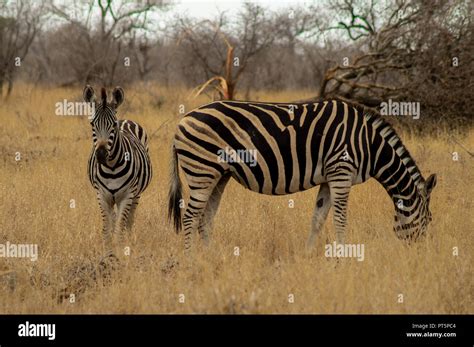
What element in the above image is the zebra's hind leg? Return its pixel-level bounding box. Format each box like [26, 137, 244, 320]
[97, 191, 115, 256]
[182, 182, 220, 253]
[306, 183, 331, 252]
[328, 177, 352, 245]
[197, 174, 231, 246]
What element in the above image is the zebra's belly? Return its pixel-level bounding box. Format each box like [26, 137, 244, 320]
[227, 163, 324, 196]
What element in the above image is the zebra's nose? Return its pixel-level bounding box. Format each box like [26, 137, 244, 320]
[96, 146, 108, 164]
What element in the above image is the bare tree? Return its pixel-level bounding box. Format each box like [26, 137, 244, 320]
[47, 0, 170, 86]
[176, 3, 275, 100]
[311, 0, 420, 111]
[0, 0, 44, 97]
[129, 34, 154, 81]
[313, 0, 473, 127]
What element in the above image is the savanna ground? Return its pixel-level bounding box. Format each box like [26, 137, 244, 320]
[0, 84, 472, 314]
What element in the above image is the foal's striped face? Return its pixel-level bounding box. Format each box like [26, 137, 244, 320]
[90, 103, 118, 163]
[83, 85, 124, 165]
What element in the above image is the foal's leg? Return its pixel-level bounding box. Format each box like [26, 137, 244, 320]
[125, 196, 139, 231]
[96, 190, 115, 256]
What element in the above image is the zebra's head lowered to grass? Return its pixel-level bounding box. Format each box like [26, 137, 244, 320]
[83, 85, 124, 165]
[367, 114, 438, 243]
[393, 173, 437, 241]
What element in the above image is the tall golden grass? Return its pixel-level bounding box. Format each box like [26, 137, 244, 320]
[0, 83, 472, 313]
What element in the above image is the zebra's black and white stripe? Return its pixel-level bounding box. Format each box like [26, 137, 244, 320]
[84, 85, 152, 255]
[168, 99, 437, 251]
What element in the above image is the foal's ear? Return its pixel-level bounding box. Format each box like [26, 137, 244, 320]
[112, 87, 124, 108]
[425, 173, 437, 197]
[83, 85, 96, 103]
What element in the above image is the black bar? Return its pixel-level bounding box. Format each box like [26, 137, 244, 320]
[0, 315, 472, 346]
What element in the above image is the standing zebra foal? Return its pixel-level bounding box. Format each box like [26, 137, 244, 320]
[84, 86, 152, 255]
[168, 99, 437, 252]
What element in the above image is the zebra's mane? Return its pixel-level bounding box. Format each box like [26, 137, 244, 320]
[364, 112, 425, 188]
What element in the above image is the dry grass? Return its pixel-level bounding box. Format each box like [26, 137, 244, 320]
[0, 83, 472, 314]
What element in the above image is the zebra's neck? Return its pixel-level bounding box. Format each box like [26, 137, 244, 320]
[370, 116, 423, 219]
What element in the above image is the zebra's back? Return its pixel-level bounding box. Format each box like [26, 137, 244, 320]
[175, 99, 373, 195]
[119, 119, 149, 151]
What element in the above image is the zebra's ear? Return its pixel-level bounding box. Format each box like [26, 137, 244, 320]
[83, 85, 95, 103]
[112, 87, 124, 108]
[425, 174, 437, 197]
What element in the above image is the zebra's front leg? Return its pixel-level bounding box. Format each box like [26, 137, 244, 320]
[97, 191, 115, 256]
[125, 197, 139, 232]
[114, 195, 134, 248]
[306, 183, 331, 252]
[328, 178, 352, 245]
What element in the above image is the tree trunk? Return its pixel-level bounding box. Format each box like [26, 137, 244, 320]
[6, 75, 13, 98]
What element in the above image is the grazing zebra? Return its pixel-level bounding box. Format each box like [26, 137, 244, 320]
[84, 85, 152, 255]
[168, 99, 437, 251]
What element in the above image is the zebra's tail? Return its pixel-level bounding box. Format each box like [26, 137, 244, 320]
[168, 144, 182, 234]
